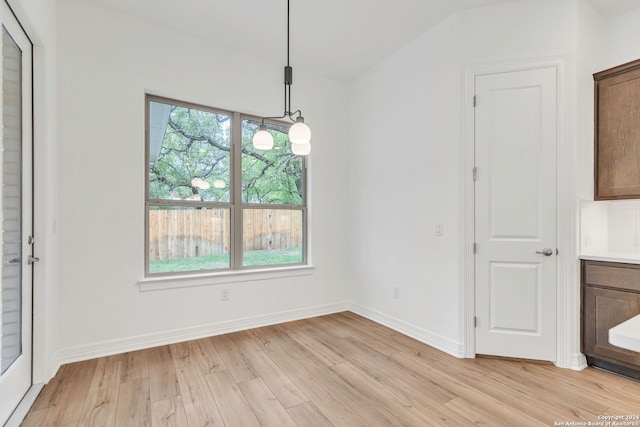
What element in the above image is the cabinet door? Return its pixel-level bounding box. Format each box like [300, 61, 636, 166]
[594, 59, 640, 200]
[584, 286, 640, 366]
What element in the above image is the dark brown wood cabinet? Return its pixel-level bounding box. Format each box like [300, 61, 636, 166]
[594, 58, 640, 200]
[582, 260, 640, 378]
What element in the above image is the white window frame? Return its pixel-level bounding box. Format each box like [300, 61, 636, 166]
[143, 94, 309, 283]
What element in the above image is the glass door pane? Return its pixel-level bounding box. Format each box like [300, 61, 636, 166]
[1, 26, 22, 374]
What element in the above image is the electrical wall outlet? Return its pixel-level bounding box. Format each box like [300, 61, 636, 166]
[393, 286, 400, 299]
[221, 288, 230, 301]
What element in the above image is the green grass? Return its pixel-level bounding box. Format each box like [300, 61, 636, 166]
[149, 248, 303, 274]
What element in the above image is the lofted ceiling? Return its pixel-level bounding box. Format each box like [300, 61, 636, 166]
[77, 0, 640, 81]
[590, 0, 640, 17]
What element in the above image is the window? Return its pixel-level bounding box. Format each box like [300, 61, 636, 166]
[146, 95, 307, 276]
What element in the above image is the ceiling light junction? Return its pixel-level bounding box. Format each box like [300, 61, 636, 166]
[252, 0, 311, 156]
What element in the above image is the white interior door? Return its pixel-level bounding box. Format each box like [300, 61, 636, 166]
[474, 66, 557, 361]
[0, 2, 33, 424]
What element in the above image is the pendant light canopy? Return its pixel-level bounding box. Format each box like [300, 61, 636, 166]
[252, 0, 311, 155]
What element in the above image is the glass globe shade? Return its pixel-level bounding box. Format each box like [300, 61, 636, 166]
[191, 177, 203, 187]
[291, 141, 311, 156]
[213, 180, 226, 189]
[288, 120, 311, 145]
[252, 127, 274, 150]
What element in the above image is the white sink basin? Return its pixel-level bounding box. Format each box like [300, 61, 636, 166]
[610, 314, 640, 352]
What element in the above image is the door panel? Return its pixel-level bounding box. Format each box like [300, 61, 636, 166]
[490, 262, 540, 333]
[0, 2, 33, 424]
[475, 66, 557, 361]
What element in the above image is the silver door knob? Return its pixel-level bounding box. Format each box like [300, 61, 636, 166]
[27, 255, 40, 265]
[536, 248, 553, 256]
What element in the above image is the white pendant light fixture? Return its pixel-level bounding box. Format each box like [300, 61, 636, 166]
[291, 141, 311, 156]
[251, 0, 311, 155]
[253, 124, 274, 150]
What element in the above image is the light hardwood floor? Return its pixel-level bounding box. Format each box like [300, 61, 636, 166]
[21, 312, 640, 426]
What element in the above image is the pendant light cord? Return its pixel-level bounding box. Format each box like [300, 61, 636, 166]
[260, 0, 302, 125]
[286, 0, 292, 116]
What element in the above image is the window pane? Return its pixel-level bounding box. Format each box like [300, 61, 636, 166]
[149, 100, 231, 202]
[243, 209, 303, 267]
[242, 119, 303, 205]
[148, 206, 230, 274]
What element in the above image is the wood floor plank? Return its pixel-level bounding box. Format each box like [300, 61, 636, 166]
[444, 396, 526, 427]
[204, 370, 261, 427]
[175, 364, 224, 427]
[466, 370, 590, 424]
[434, 359, 594, 425]
[24, 313, 640, 426]
[150, 397, 189, 427]
[304, 315, 353, 339]
[473, 357, 609, 418]
[169, 338, 226, 375]
[238, 378, 298, 427]
[316, 335, 398, 382]
[147, 345, 179, 403]
[246, 326, 310, 359]
[120, 349, 150, 384]
[191, 337, 227, 374]
[30, 364, 71, 412]
[275, 322, 346, 367]
[267, 351, 367, 426]
[331, 361, 438, 426]
[515, 361, 640, 411]
[20, 408, 48, 427]
[242, 347, 308, 408]
[35, 359, 97, 427]
[287, 401, 334, 427]
[297, 356, 403, 426]
[77, 358, 122, 427]
[115, 378, 151, 427]
[207, 334, 258, 383]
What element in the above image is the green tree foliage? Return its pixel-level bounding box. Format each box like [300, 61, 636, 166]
[148, 104, 303, 206]
[242, 119, 303, 205]
[149, 105, 231, 202]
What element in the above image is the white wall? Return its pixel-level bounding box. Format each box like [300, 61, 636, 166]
[348, 0, 579, 358]
[50, 0, 640, 378]
[55, 0, 351, 366]
[603, 7, 640, 69]
[576, 0, 606, 202]
[348, 13, 464, 354]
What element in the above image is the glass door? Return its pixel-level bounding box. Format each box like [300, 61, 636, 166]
[0, 1, 33, 424]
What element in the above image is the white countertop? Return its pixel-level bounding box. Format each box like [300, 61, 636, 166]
[610, 314, 640, 353]
[580, 253, 640, 265]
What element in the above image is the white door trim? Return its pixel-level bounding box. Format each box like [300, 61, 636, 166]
[461, 56, 584, 369]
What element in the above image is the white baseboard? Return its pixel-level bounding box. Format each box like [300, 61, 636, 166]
[570, 352, 588, 371]
[52, 301, 350, 373]
[349, 303, 465, 358]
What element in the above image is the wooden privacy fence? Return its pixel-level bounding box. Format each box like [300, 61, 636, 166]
[149, 208, 302, 260]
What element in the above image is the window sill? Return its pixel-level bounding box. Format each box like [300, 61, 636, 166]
[138, 265, 315, 292]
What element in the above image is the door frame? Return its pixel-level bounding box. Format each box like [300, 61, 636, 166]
[2, 0, 51, 423]
[461, 56, 583, 369]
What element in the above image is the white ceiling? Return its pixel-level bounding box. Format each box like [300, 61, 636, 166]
[77, 0, 640, 81]
[590, 0, 640, 17]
